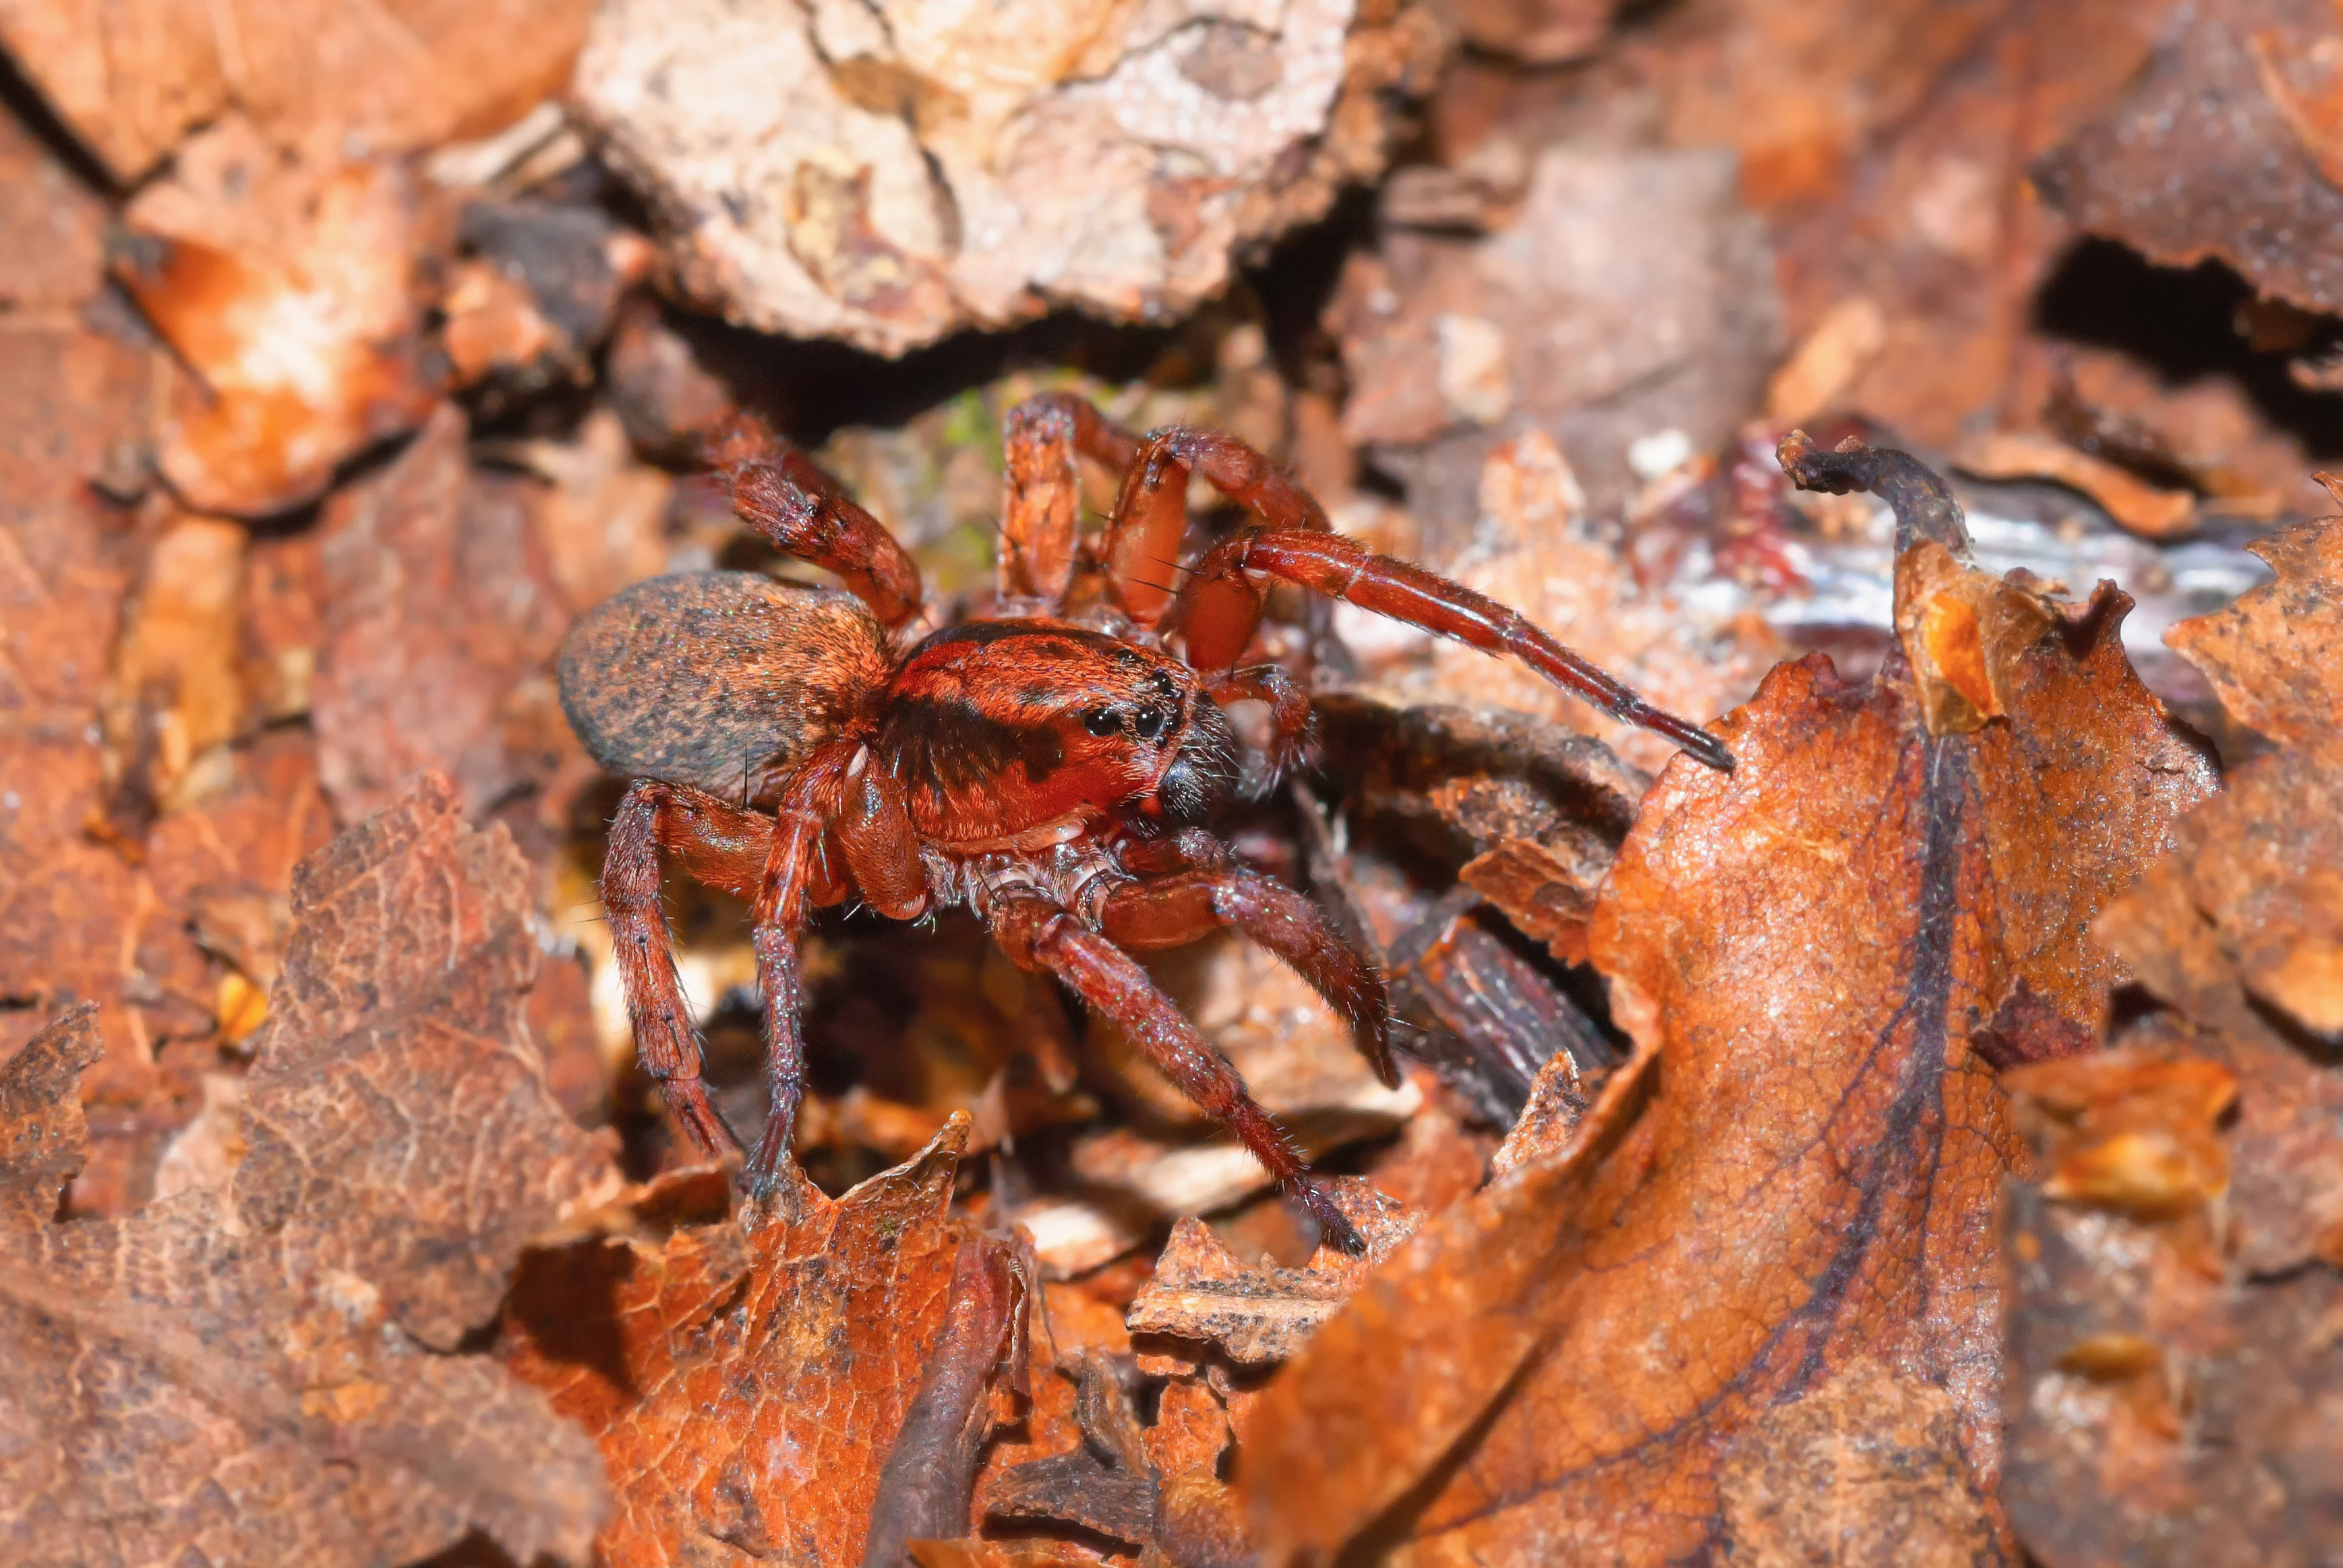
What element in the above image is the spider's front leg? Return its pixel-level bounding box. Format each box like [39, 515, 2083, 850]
[1097, 862, 1394, 1087]
[1175, 525, 1737, 772]
[984, 886, 1367, 1251]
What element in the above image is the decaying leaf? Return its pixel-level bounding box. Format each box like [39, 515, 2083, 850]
[2002, 1039, 2343, 1567]
[2163, 514, 2343, 753]
[1951, 430, 2197, 541]
[0, 0, 595, 182]
[1241, 440, 2216, 1563]
[311, 403, 574, 821]
[575, 0, 1440, 353]
[0, 98, 105, 308]
[2034, 0, 2343, 317]
[114, 117, 438, 517]
[0, 773, 616, 1567]
[507, 1116, 1000, 1565]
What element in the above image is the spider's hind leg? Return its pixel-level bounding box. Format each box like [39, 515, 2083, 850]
[603, 779, 747, 1164]
[984, 886, 1367, 1252]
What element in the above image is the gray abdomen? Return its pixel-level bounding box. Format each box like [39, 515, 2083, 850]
[556, 572, 889, 800]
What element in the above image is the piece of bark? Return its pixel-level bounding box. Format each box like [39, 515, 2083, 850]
[573, 0, 1441, 353]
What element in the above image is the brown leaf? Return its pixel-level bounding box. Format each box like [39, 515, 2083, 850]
[0, 774, 616, 1565]
[1951, 430, 2197, 541]
[0, 100, 106, 308]
[1334, 158, 1783, 524]
[0, 0, 594, 182]
[1241, 443, 2216, 1563]
[2164, 515, 2343, 752]
[507, 1116, 998, 1566]
[115, 118, 438, 517]
[312, 402, 574, 822]
[0, 314, 158, 1095]
[2034, 0, 2343, 317]
[1715, 1359, 1997, 1568]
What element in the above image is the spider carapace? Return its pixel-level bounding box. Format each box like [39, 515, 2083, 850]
[557, 393, 1732, 1248]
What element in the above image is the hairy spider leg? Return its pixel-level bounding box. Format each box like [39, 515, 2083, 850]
[984, 887, 1367, 1252]
[743, 742, 931, 1195]
[603, 779, 783, 1163]
[1201, 663, 1313, 790]
[715, 417, 927, 630]
[1099, 866, 1395, 1087]
[1000, 392, 1143, 603]
[1101, 425, 1330, 626]
[1174, 526, 1738, 773]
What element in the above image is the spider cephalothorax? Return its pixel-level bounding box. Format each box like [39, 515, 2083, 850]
[556, 393, 1731, 1247]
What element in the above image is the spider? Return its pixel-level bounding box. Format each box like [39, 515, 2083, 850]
[556, 392, 1731, 1247]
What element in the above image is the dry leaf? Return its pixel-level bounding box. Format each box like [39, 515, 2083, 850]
[0, 97, 106, 308]
[1334, 150, 1783, 524]
[312, 403, 574, 821]
[0, 0, 594, 182]
[0, 771, 616, 1567]
[506, 1116, 997, 1565]
[115, 118, 438, 517]
[1241, 441, 2216, 1564]
[2035, 0, 2343, 317]
[1125, 1182, 1415, 1365]
[2163, 514, 2343, 752]
[1951, 430, 2197, 541]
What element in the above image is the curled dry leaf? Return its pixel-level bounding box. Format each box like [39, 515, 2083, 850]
[0, 0, 595, 182]
[0, 773, 616, 1567]
[1951, 430, 2197, 541]
[575, 0, 1440, 353]
[505, 1116, 1001, 1566]
[115, 117, 438, 517]
[1241, 440, 2216, 1564]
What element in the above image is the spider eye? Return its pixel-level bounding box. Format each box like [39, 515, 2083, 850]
[1131, 705, 1174, 743]
[1083, 707, 1122, 737]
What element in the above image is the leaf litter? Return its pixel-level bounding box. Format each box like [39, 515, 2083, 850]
[5, 3, 2343, 1565]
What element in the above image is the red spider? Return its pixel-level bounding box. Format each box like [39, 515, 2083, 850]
[556, 393, 1731, 1246]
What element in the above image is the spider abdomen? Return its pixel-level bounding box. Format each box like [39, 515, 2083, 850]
[556, 571, 888, 802]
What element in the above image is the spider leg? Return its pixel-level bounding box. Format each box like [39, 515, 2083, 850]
[1097, 864, 1394, 1088]
[603, 779, 771, 1162]
[1101, 427, 1329, 626]
[744, 742, 930, 1195]
[1201, 663, 1313, 791]
[711, 415, 926, 630]
[984, 886, 1365, 1251]
[1174, 525, 1736, 772]
[1001, 392, 1142, 604]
